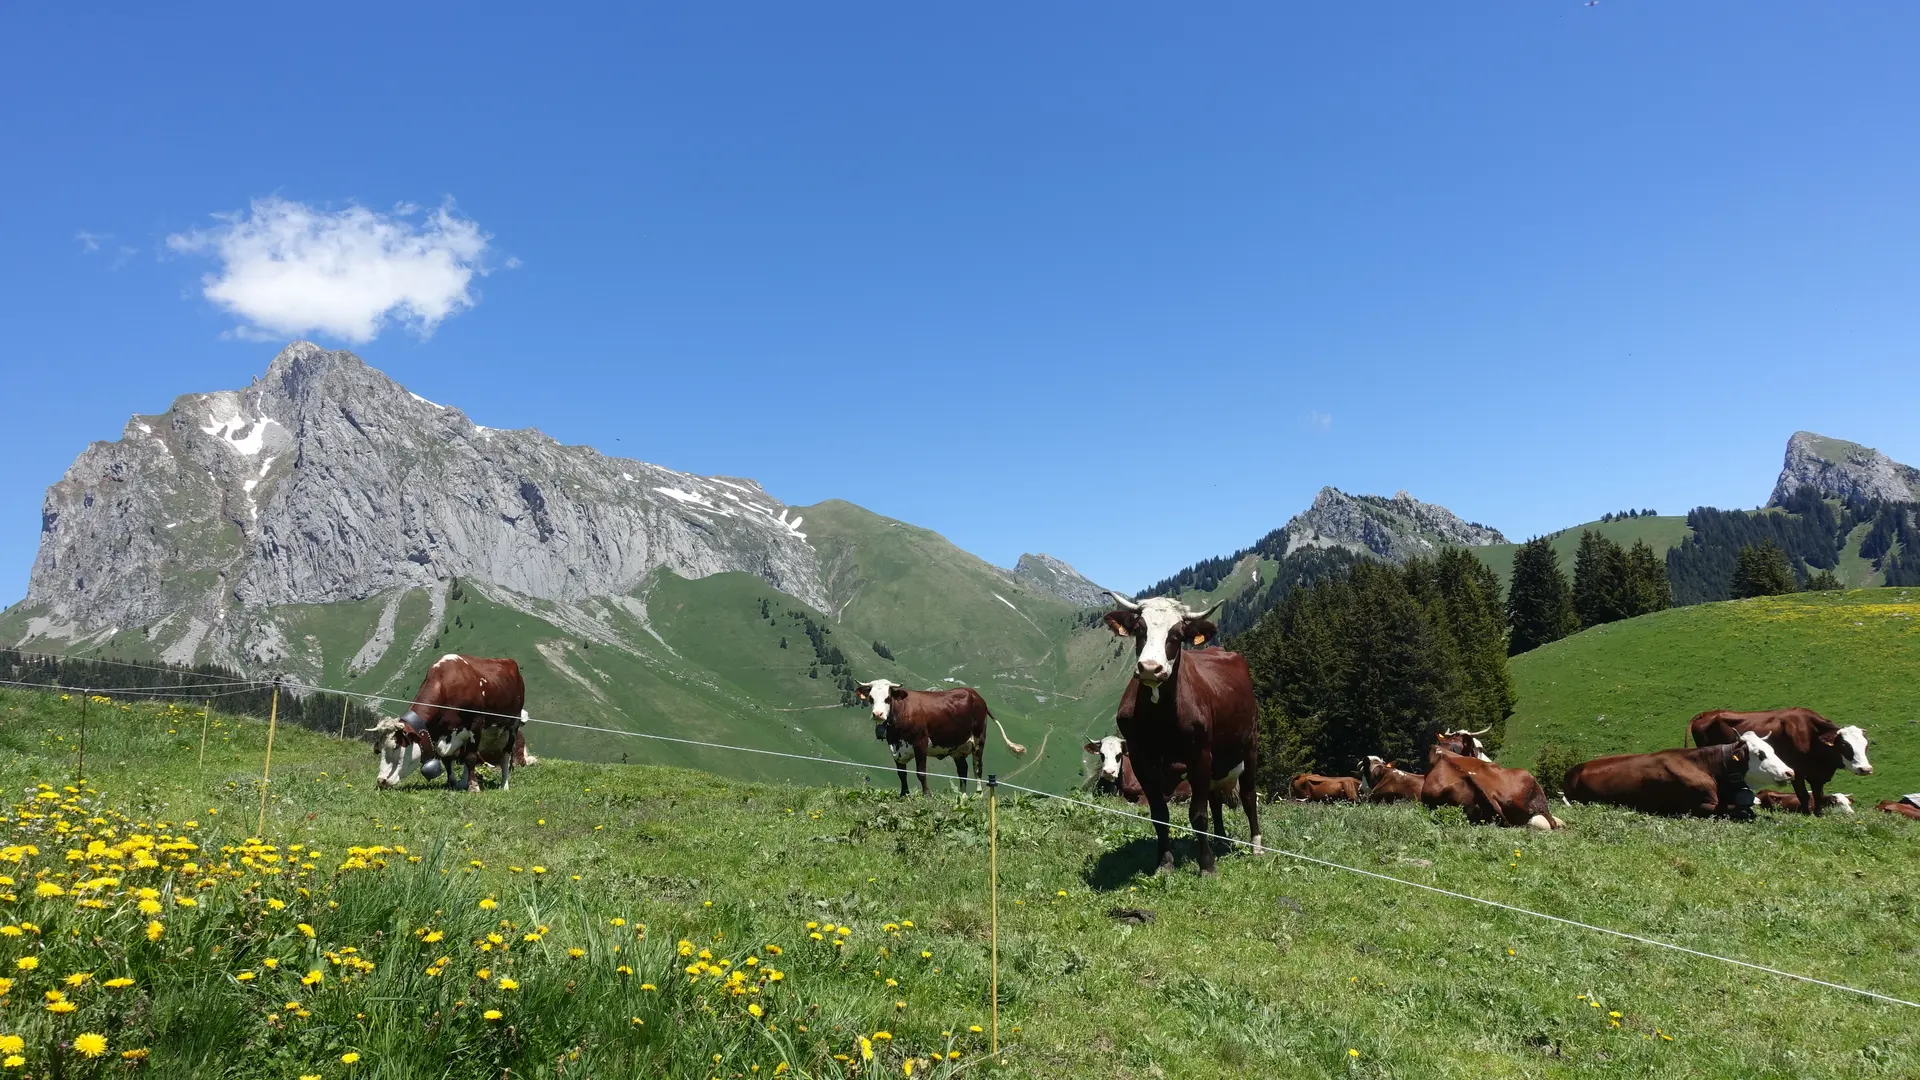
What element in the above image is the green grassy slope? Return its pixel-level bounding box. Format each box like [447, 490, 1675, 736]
[2, 688, 1914, 1078]
[1473, 516, 1694, 589]
[1505, 588, 1920, 801]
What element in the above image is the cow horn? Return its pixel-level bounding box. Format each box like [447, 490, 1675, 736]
[1182, 600, 1224, 621]
[1107, 591, 1142, 611]
[1461, 726, 1492, 737]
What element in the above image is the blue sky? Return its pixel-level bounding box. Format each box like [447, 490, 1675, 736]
[4, 2, 1918, 603]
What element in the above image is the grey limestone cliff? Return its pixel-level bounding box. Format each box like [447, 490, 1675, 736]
[1770, 431, 1918, 506]
[1012, 553, 1109, 608]
[1284, 486, 1507, 562]
[18, 343, 827, 664]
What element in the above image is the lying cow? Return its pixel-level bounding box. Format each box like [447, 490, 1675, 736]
[1358, 756, 1423, 804]
[858, 679, 1026, 796]
[1756, 789, 1854, 814]
[1876, 796, 1920, 821]
[1562, 733, 1793, 818]
[1106, 592, 1262, 874]
[1687, 708, 1872, 816]
[1290, 774, 1360, 803]
[372, 654, 531, 792]
[1081, 735, 1191, 805]
[1432, 728, 1494, 761]
[1422, 747, 1563, 830]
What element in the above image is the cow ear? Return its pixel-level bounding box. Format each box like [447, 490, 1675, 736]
[1818, 731, 1839, 747]
[1185, 618, 1219, 647]
[891, 686, 909, 700]
[1084, 741, 1101, 753]
[1104, 610, 1139, 637]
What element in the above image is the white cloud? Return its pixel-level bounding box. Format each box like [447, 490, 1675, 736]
[1305, 410, 1333, 433]
[75, 230, 108, 252]
[166, 197, 493, 343]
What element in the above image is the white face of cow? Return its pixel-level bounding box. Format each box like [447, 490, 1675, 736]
[1739, 731, 1796, 787]
[369, 717, 463, 789]
[1834, 726, 1873, 775]
[858, 679, 901, 723]
[1105, 594, 1220, 688]
[1824, 792, 1855, 814]
[1083, 736, 1124, 783]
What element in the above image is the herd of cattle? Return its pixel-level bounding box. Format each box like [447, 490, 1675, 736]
[369, 594, 1920, 873]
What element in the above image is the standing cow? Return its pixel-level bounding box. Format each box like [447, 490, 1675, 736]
[371, 654, 530, 792]
[1105, 592, 1260, 875]
[857, 680, 1026, 796]
[1082, 735, 1192, 804]
[1687, 708, 1872, 816]
[1562, 733, 1795, 818]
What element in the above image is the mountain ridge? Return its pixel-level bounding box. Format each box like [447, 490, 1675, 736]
[1770, 430, 1918, 506]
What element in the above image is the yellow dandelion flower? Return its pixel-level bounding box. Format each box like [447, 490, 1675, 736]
[3, 1055, 24, 1070]
[483, 1009, 503, 1021]
[72, 1033, 107, 1058]
[860, 1038, 874, 1062]
[301, 970, 324, 986]
[641, 983, 658, 992]
[0, 1038, 19, 1055]
[340, 1051, 361, 1064]
[496, 977, 519, 991]
[478, 898, 497, 911]
[749, 1003, 764, 1018]
[34, 882, 64, 898]
[262, 958, 279, 969]
[873, 1032, 892, 1041]
[103, 977, 132, 988]
[235, 972, 256, 982]
[14, 958, 38, 972]
[425, 930, 444, 943]
[137, 898, 162, 915]
[969, 1025, 983, 1033]
[63, 973, 91, 988]
[609, 918, 626, 927]
[46, 1001, 77, 1014]
[297, 923, 315, 938]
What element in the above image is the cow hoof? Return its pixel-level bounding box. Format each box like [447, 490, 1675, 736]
[1200, 866, 1219, 878]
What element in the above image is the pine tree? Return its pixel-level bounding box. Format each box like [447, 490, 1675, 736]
[1572, 530, 1632, 628]
[1731, 539, 1795, 598]
[1507, 538, 1578, 654]
[1804, 569, 1842, 591]
[1623, 539, 1672, 615]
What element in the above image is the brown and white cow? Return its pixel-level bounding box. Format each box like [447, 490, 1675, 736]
[1562, 733, 1794, 818]
[1358, 756, 1423, 804]
[1688, 709, 1872, 817]
[1081, 735, 1192, 805]
[1756, 789, 1854, 814]
[1290, 774, 1360, 803]
[371, 654, 530, 792]
[857, 680, 1025, 796]
[1876, 796, 1920, 821]
[1422, 747, 1564, 830]
[1432, 728, 1494, 762]
[1105, 593, 1260, 875]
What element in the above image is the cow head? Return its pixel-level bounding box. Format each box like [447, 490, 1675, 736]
[1433, 729, 1493, 762]
[1083, 736, 1125, 789]
[1103, 593, 1222, 689]
[855, 679, 908, 741]
[1819, 725, 1873, 775]
[1736, 731, 1795, 787]
[1824, 792, 1855, 814]
[1359, 755, 1396, 785]
[368, 715, 465, 789]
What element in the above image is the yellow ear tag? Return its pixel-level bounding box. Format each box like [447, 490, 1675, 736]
[1191, 634, 1207, 646]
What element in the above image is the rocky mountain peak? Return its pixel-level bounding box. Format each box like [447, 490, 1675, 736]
[1285, 486, 1507, 563]
[1012, 553, 1109, 608]
[1770, 431, 1918, 506]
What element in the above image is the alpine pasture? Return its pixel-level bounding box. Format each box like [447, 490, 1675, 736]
[1, 671, 1915, 1079]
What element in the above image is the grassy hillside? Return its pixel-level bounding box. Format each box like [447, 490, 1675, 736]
[2, 687, 1915, 1078]
[1472, 516, 1693, 590]
[1505, 588, 1920, 801]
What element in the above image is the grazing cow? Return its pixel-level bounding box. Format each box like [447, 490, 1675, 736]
[1105, 593, 1260, 875]
[1358, 756, 1423, 804]
[1562, 733, 1795, 818]
[372, 654, 530, 792]
[857, 679, 1026, 796]
[1876, 796, 1920, 821]
[1756, 790, 1854, 814]
[1081, 736, 1192, 805]
[1290, 774, 1361, 803]
[1432, 728, 1494, 762]
[1422, 747, 1564, 830]
[1688, 708, 1873, 816]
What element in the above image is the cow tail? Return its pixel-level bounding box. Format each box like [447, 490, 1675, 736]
[984, 707, 1027, 755]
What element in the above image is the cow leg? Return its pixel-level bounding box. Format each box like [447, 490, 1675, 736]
[954, 752, 969, 793]
[1793, 775, 1814, 816]
[972, 746, 985, 796]
[500, 755, 511, 792]
[1239, 765, 1262, 854]
[915, 744, 931, 796]
[1189, 752, 1217, 875]
[894, 758, 911, 798]
[444, 759, 461, 791]
[1808, 777, 1825, 817]
[1210, 792, 1226, 841]
[1143, 783, 1175, 875]
[465, 761, 481, 793]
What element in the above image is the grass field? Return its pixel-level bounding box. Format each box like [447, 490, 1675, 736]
[2, 685, 1915, 1078]
[1505, 588, 1920, 802]
[1471, 516, 1695, 592]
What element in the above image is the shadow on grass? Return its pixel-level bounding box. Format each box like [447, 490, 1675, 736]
[1084, 834, 1239, 891]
